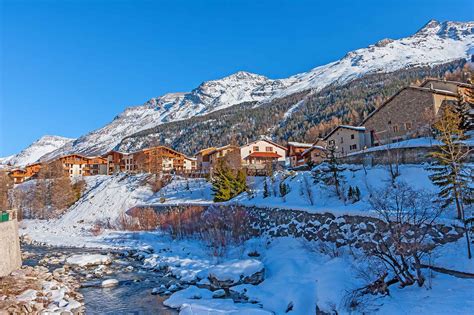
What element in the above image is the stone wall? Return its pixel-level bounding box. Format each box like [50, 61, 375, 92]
[0, 219, 22, 277]
[144, 205, 465, 249]
[340, 146, 474, 166]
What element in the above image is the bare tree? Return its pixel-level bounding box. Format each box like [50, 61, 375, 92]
[362, 182, 443, 292]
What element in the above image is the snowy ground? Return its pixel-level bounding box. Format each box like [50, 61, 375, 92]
[18, 164, 474, 314]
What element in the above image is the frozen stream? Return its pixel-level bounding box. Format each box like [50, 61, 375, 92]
[22, 244, 177, 314]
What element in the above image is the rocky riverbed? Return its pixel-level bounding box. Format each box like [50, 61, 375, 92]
[1, 243, 178, 314]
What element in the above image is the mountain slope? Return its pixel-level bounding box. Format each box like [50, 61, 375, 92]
[116, 59, 467, 155]
[40, 20, 474, 159]
[1, 135, 75, 167]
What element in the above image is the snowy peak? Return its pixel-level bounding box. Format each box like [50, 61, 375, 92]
[1, 135, 75, 167]
[415, 20, 473, 39]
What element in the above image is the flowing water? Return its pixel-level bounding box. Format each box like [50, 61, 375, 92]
[22, 244, 177, 315]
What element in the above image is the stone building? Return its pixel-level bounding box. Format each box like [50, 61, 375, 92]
[362, 79, 472, 146]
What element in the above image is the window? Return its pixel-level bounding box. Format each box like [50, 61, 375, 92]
[340, 137, 344, 144]
[253, 146, 259, 151]
[405, 122, 412, 130]
[392, 125, 399, 133]
[351, 134, 355, 140]
[350, 144, 357, 150]
[266, 147, 273, 152]
[329, 140, 335, 146]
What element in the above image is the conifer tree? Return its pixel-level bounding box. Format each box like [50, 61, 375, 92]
[428, 107, 472, 258]
[454, 89, 473, 132]
[211, 160, 247, 202]
[263, 179, 270, 198]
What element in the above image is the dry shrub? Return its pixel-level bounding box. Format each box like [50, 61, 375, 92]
[127, 207, 160, 230]
[156, 206, 205, 238]
[155, 205, 252, 256]
[115, 212, 140, 231]
[148, 174, 172, 193]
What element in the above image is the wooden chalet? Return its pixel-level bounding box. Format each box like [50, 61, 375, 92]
[134, 146, 185, 174]
[8, 169, 28, 184]
[195, 147, 216, 174]
[287, 142, 313, 168]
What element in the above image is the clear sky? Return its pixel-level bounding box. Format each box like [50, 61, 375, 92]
[1, 0, 473, 156]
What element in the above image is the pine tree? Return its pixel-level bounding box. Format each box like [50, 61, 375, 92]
[428, 107, 473, 258]
[263, 179, 270, 198]
[211, 160, 247, 202]
[454, 89, 473, 132]
[313, 145, 346, 200]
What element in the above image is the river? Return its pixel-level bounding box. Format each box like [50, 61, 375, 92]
[22, 244, 177, 314]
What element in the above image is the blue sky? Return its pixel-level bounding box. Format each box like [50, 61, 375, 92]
[1, 0, 473, 156]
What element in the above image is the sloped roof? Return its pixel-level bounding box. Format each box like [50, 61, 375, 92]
[244, 152, 282, 159]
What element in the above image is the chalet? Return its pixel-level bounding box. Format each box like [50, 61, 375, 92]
[301, 146, 326, 166]
[103, 150, 126, 174]
[323, 125, 368, 157]
[301, 140, 327, 166]
[208, 145, 242, 173]
[361, 80, 472, 146]
[133, 146, 185, 174]
[195, 147, 216, 174]
[83, 157, 107, 176]
[58, 154, 91, 177]
[287, 141, 314, 168]
[8, 169, 27, 184]
[241, 139, 287, 165]
[184, 156, 197, 173]
[24, 162, 42, 179]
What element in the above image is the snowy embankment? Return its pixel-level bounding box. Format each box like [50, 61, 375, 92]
[18, 164, 474, 314]
[21, 174, 155, 247]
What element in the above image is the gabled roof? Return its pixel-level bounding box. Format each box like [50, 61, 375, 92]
[420, 78, 474, 89]
[287, 141, 313, 148]
[208, 145, 240, 156]
[360, 85, 458, 126]
[323, 125, 366, 140]
[302, 145, 327, 157]
[244, 139, 288, 151]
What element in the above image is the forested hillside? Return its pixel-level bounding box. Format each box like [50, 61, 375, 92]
[117, 59, 467, 155]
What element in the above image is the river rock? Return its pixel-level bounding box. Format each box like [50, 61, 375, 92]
[101, 279, 119, 287]
[207, 259, 265, 290]
[212, 289, 226, 298]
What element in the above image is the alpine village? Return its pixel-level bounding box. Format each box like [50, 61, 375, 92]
[1, 12, 474, 315]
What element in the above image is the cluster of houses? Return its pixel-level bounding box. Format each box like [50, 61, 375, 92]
[7, 78, 473, 184]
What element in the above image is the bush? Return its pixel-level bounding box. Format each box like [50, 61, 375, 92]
[155, 205, 253, 256]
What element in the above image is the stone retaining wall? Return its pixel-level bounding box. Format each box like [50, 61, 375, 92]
[143, 205, 465, 249]
[0, 219, 22, 277]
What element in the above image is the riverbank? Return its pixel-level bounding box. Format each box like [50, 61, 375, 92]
[2, 243, 178, 314]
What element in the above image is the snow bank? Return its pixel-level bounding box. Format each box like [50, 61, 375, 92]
[207, 259, 264, 283]
[164, 286, 272, 314]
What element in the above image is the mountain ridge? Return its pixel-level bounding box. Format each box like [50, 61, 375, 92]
[6, 20, 473, 165]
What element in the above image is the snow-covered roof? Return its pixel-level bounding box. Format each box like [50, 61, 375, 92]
[287, 142, 313, 148]
[302, 145, 326, 156]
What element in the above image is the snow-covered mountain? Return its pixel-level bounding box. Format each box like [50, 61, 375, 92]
[37, 20, 474, 159]
[1, 135, 74, 167]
